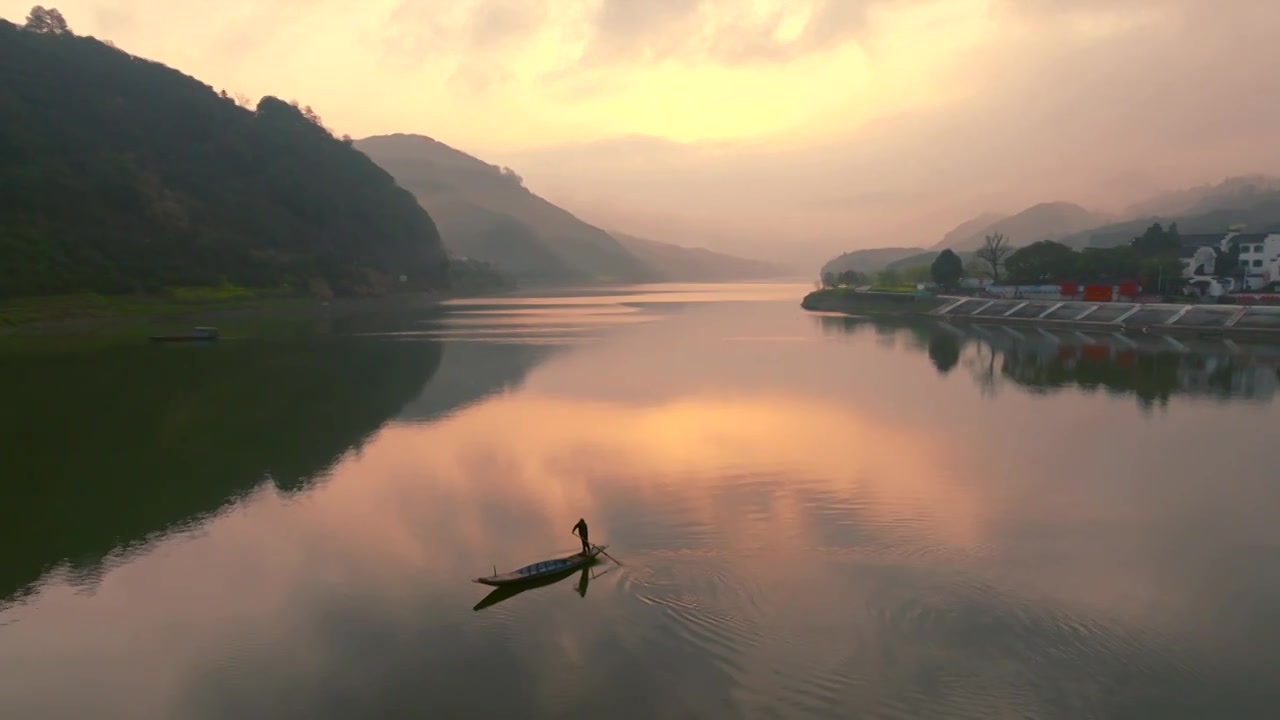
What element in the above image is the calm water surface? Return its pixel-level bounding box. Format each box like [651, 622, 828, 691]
[3, 282, 1280, 719]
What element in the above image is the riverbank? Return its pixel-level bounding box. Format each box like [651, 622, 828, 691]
[935, 295, 1280, 341]
[0, 288, 468, 339]
[802, 288, 1280, 341]
[800, 288, 946, 316]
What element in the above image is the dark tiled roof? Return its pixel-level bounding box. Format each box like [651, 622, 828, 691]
[1230, 233, 1269, 243]
[1179, 233, 1228, 247]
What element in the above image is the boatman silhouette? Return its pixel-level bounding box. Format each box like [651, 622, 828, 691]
[571, 517, 591, 554]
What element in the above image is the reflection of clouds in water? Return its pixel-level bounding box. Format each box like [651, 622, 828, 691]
[203, 390, 1275, 715]
[7, 378, 1279, 717]
[177, 395, 1258, 717]
[7, 287, 1280, 718]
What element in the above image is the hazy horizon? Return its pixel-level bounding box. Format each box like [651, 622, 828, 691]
[6, 0, 1279, 267]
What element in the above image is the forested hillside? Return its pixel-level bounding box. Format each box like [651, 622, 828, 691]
[0, 9, 449, 299]
[356, 134, 653, 285]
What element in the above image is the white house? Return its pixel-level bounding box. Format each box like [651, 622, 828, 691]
[1178, 232, 1280, 291]
[1233, 232, 1280, 289]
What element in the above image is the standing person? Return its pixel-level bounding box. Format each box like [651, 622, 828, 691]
[571, 518, 591, 554]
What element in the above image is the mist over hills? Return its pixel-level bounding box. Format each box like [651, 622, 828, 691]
[820, 248, 929, 278]
[355, 134, 647, 286]
[0, 14, 783, 306]
[930, 212, 1008, 251]
[1123, 175, 1280, 219]
[356, 134, 781, 286]
[610, 232, 782, 282]
[932, 203, 1109, 253]
[819, 176, 1280, 275]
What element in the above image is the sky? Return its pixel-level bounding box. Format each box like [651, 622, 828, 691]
[5, 0, 1280, 263]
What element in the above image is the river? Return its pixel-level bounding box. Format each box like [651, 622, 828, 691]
[3, 282, 1279, 719]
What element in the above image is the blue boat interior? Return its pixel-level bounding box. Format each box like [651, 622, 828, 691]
[517, 557, 578, 576]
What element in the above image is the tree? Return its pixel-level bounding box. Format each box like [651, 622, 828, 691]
[23, 5, 71, 34]
[930, 249, 964, 289]
[1214, 236, 1242, 277]
[499, 165, 525, 187]
[836, 269, 866, 287]
[975, 232, 1012, 283]
[820, 270, 867, 288]
[1131, 222, 1181, 259]
[927, 333, 961, 375]
[1078, 246, 1139, 281]
[1004, 240, 1076, 284]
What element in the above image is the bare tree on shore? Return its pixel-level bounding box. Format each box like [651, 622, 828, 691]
[976, 232, 1012, 283]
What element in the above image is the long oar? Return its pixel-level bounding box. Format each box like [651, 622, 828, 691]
[595, 544, 622, 566]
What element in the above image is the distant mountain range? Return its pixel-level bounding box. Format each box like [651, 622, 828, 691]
[931, 203, 1108, 252]
[356, 134, 781, 286]
[1123, 175, 1280, 219]
[820, 176, 1280, 275]
[820, 247, 929, 277]
[929, 212, 1008, 250]
[610, 232, 781, 282]
[1058, 191, 1280, 250]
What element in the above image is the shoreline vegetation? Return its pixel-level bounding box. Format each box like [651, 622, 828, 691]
[0, 280, 508, 338]
[0, 254, 517, 337]
[0, 289, 420, 337]
[800, 287, 946, 316]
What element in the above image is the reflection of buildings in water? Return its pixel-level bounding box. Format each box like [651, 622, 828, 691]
[974, 328, 1280, 402]
[814, 315, 1280, 403]
[1175, 355, 1279, 401]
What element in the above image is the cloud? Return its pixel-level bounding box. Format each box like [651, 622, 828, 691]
[384, 0, 550, 68]
[578, 0, 885, 66]
[6, 0, 1276, 264]
[380, 0, 888, 71]
[493, 0, 1280, 262]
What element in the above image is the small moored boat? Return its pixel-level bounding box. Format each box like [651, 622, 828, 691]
[473, 544, 607, 587]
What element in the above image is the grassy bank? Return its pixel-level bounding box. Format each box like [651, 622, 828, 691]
[801, 288, 946, 316]
[0, 286, 292, 328]
[0, 284, 476, 338]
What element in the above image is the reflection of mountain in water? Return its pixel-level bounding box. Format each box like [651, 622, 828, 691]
[395, 341, 562, 423]
[0, 337, 442, 605]
[816, 315, 1280, 407]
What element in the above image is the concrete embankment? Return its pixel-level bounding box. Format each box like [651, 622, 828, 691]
[931, 296, 1280, 340]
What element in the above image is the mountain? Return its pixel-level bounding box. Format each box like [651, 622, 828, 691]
[930, 212, 1008, 250]
[1060, 191, 1280, 249]
[933, 202, 1107, 252]
[611, 232, 783, 282]
[0, 15, 448, 299]
[1124, 175, 1280, 219]
[355, 134, 652, 285]
[820, 247, 928, 276]
[884, 249, 977, 272]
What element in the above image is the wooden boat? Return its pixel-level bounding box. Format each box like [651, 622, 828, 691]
[149, 326, 219, 343]
[473, 544, 608, 587]
[473, 563, 608, 612]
